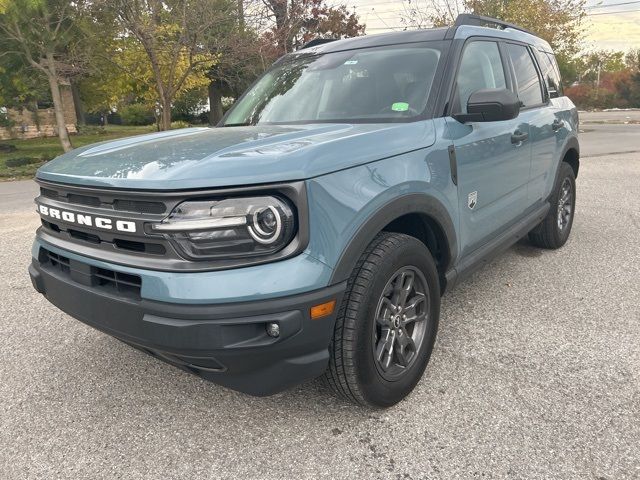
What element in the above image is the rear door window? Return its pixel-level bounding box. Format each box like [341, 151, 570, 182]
[506, 44, 544, 107]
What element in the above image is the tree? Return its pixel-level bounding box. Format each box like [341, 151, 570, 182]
[172, 85, 208, 122]
[203, 0, 365, 125]
[0, 52, 50, 110]
[0, 0, 89, 151]
[205, 29, 270, 124]
[103, 0, 236, 131]
[625, 49, 640, 72]
[401, 0, 586, 85]
[76, 33, 139, 120]
[258, 0, 366, 55]
[579, 50, 626, 83]
[564, 49, 640, 109]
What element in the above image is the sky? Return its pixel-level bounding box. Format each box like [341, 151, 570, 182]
[346, 0, 640, 52]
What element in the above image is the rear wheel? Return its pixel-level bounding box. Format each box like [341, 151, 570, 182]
[529, 162, 576, 249]
[324, 232, 440, 407]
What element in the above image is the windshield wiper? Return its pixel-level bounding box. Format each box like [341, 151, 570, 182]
[222, 122, 252, 127]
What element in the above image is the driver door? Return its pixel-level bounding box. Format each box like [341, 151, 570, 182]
[446, 40, 532, 258]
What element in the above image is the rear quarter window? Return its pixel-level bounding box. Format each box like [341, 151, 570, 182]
[536, 49, 563, 98]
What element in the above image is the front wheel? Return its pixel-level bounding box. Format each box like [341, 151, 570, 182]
[529, 162, 576, 249]
[324, 232, 440, 407]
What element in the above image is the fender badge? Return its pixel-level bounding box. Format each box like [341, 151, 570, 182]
[468, 191, 478, 210]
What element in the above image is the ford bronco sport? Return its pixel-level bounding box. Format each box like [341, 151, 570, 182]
[29, 14, 579, 407]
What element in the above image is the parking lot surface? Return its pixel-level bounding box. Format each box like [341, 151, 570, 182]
[1, 119, 639, 479]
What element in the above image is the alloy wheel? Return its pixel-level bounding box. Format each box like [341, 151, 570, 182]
[557, 178, 573, 231]
[372, 266, 430, 381]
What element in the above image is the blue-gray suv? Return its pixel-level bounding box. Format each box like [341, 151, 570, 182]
[29, 15, 579, 407]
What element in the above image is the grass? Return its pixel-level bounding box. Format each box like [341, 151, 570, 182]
[0, 125, 156, 180]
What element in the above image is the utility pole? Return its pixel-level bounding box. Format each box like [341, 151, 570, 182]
[595, 61, 602, 99]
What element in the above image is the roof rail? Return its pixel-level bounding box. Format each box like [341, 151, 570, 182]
[300, 38, 338, 50]
[454, 14, 535, 36]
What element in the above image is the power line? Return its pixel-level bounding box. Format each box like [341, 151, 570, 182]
[356, 0, 640, 12]
[362, 8, 405, 13]
[366, 7, 640, 31]
[363, 3, 640, 31]
[586, 0, 640, 8]
[366, 26, 408, 30]
[352, 0, 406, 7]
[587, 7, 640, 13]
[365, 6, 640, 24]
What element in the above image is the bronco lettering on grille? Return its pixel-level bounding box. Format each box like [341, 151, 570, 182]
[37, 204, 137, 233]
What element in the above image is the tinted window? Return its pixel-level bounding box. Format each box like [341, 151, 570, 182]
[455, 41, 506, 114]
[223, 45, 443, 125]
[546, 52, 563, 96]
[536, 50, 562, 98]
[507, 44, 544, 107]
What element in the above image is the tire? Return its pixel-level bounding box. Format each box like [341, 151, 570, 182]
[528, 162, 576, 249]
[324, 232, 440, 408]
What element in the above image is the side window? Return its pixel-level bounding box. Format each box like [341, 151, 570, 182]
[506, 44, 544, 107]
[546, 53, 563, 96]
[536, 49, 562, 98]
[455, 41, 507, 114]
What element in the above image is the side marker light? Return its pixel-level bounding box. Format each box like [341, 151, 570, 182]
[310, 300, 336, 320]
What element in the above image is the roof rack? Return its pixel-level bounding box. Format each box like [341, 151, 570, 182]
[454, 14, 535, 36]
[300, 38, 338, 50]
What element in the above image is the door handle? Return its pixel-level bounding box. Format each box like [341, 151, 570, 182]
[511, 130, 528, 144]
[551, 119, 564, 131]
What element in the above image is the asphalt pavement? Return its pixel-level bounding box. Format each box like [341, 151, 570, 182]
[1, 115, 639, 479]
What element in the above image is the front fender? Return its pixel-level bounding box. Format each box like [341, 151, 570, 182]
[303, 142, 459, 285]
[329, 193, 457, 284]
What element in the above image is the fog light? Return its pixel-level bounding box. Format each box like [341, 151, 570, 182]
[266, 322, 280, 338]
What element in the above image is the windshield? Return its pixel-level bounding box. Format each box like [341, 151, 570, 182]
[222, 44, 443, 126]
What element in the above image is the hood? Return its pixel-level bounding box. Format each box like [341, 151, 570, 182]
[36, 122, 436, 190]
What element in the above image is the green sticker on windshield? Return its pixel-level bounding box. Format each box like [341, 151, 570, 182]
[391, 102, 409, 112]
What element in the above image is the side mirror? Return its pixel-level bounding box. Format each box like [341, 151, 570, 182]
[453, 88, 521, 123]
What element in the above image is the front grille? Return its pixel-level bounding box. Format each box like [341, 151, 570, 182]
[40, 187, 166, 214]
[113, 199, 166, 214]
[41, 219, 166, 255]
[94, 267, 142, 298]
[46, 250, 71, 274]
[40, 188, 59, 199]
[35, 179, 308, 272]
[69, 229, 100, 244]
[40, 248, 142, 299]
[113, 238, 165, 254]
[67, 193, 101, 208]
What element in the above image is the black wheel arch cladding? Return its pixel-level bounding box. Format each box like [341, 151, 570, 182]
[329, 193, 457, 288]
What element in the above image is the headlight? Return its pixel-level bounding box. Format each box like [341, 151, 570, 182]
[151, 196, 296, 260]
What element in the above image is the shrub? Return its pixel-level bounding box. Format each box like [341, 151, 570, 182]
[76, 125, 107, 136]
[5, 156, 43, 168]
[119, 104, 155, 126]
[170, 120, 190, 130]
[0, 111, 15, 128]
[0, 143, 17, 153]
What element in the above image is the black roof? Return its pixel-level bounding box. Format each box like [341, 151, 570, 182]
[299, 15, 541, 54]
[303, 27, 450, 54]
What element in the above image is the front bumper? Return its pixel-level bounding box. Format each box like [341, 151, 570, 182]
[29, 253, 345, 396]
